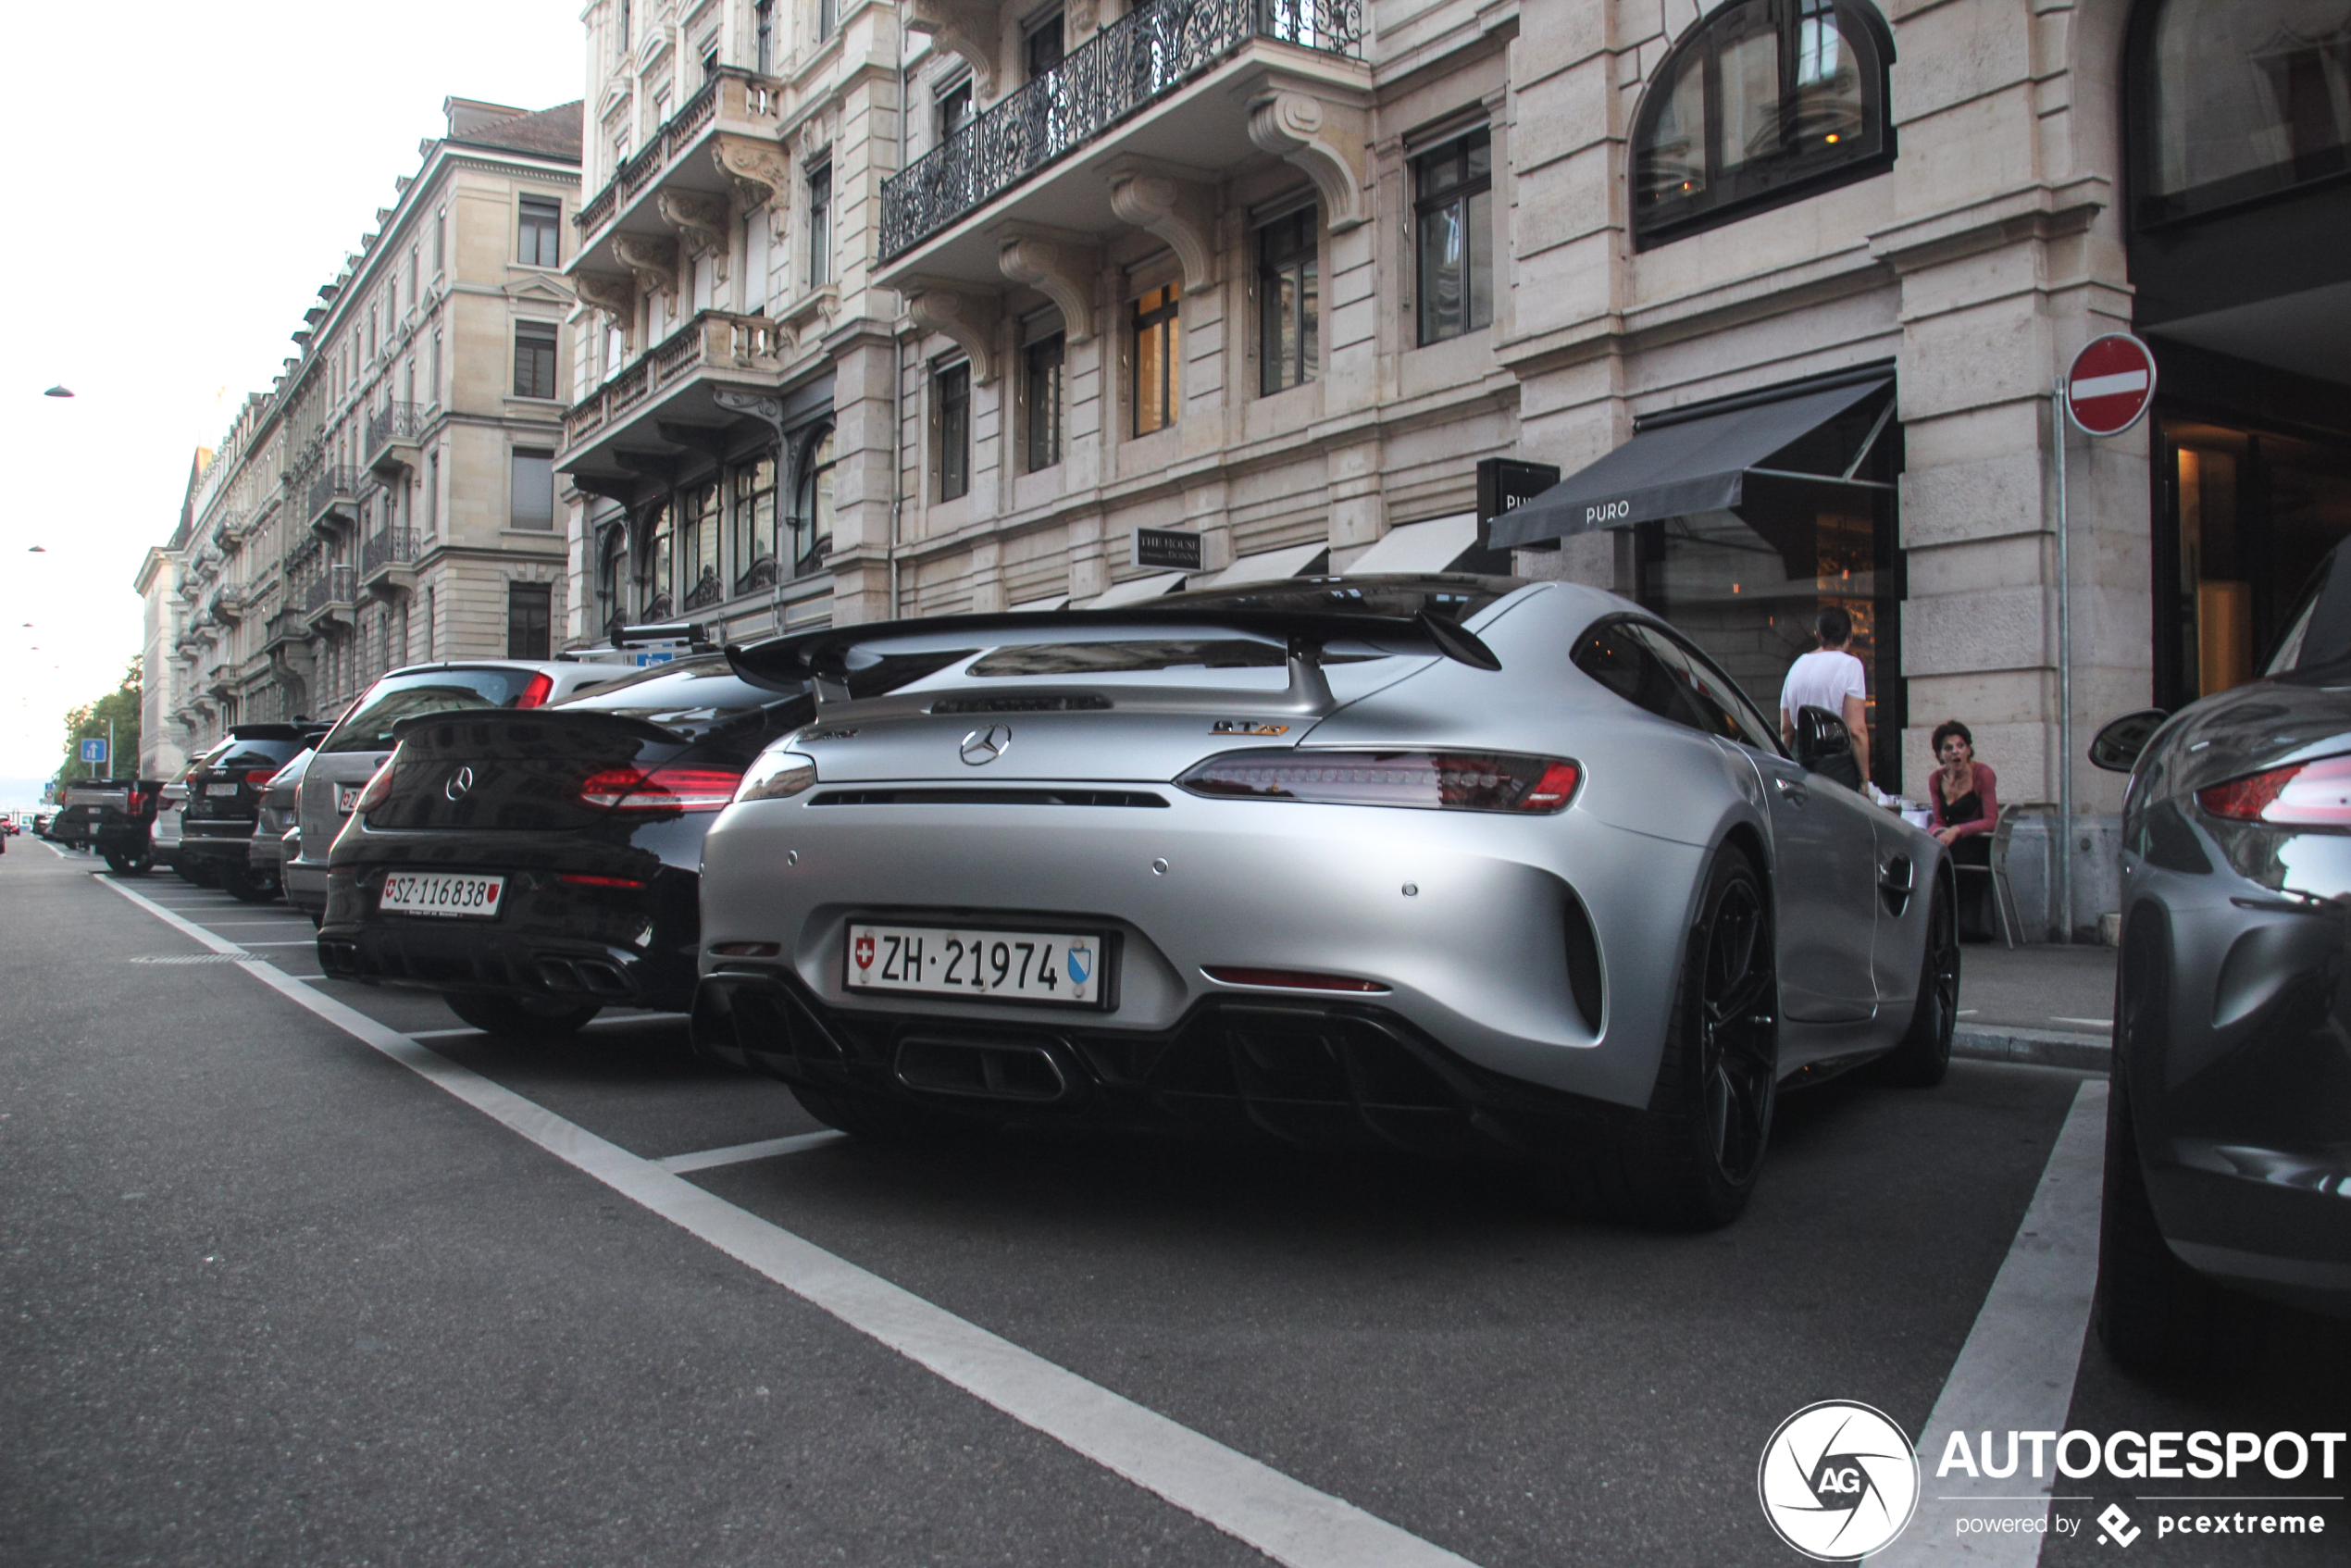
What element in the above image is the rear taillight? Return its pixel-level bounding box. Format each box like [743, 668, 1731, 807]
[578, 766, 744, 811]
[125, 791, 145, 815]
[1177, 751, 1583, 814]
[558, 873, 647, 890]
[2196, 754, 2351, 826]
[515, 672, 556, 709]
[243, 769, 280, 786]
[352, 760, 397, 815]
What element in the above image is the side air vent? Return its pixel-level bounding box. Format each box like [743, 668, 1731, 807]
[1561, 891, 1605, 1035]
[810, 788, 1169, 808]
[928, 693, 1113, 714]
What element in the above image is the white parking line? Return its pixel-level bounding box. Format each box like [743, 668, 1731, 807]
[406, 1013, 687, 1041]
[92, 873, 1477, 1568]
[1867, 1079, 2108, 1566]
[656, 1131, 848, 1173]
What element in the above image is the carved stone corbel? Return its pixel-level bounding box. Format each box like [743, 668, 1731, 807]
[574, 269, 640, 350]
[996, 229, 1098, 343]
[905, 0, 998, 100]
[657, 191, 732, 283]
[1247, 90, 1370, 231]
[613, 233, 680, 305]
[904, 284, 1001, 383]
[1065, 0, 1100, 39]
[1107, 169, 1218, 292]
[712, 132, 790, 239]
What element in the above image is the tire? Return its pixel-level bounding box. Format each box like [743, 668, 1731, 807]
[219, 864, 280, 904]
[1555, 844, 1778, 1228]
[178, 859, 220, 888]
[789, 1083, 985, 1144]
[105, 849, 155, 877]
[1869, 875, 1959, 1087]
[444, 991, 603, 1039]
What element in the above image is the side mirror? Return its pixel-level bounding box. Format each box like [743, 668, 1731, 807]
[1793, 704, 1851, 769]
[2089, 709, 2169, 773]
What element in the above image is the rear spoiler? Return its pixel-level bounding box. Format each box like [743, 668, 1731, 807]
[725, 605, 1500, 709]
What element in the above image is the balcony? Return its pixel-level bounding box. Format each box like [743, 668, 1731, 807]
[572, 68, 787, 285]
[358, 527, 418, 595]
[303, 564, 357, 629]
[261, 607, 312, 653]
[877, 0, 1366, 292]
[558, 309, 788, 483]
[363, 402, 425, 477]
[305, 466, 364, 533]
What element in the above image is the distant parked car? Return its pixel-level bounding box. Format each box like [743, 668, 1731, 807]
[249, 749, 315, 911]
[2089, 538, 2351, 1369]
[63, 778, 167, 875]
[320, 654, 813, 1037]
[151, 763, 196, 873]
[289, 660, 629, 924]
[176, 725, 326, 902]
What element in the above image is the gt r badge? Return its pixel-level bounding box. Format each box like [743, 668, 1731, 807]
[853, 933, 875, 971]
[1210, 720, 1289, 735]
[1066, 943, 1093, 986]
[443, 765, 475, 802]
[959, 725, 1013, 765]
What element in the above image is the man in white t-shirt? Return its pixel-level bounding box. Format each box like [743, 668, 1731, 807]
[1780, 606, 1870, 786]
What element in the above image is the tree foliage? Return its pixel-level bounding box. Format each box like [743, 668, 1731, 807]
[56, 657, 143, 789]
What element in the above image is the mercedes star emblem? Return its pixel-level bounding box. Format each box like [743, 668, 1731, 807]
[443, 765, 476, 802]
[959, 725, 1013, 766]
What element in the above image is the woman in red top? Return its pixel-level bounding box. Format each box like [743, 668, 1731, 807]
[1929, 719, 1998, 864]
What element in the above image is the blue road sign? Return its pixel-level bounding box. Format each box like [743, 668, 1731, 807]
[79, 738, 108, 764]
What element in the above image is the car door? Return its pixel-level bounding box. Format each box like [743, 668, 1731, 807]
[1634, 625, 1880, 1024]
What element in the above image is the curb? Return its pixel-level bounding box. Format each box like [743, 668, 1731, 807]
[1953, 1024, 2111, 1073]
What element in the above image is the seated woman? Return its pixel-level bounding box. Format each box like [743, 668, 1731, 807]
[1929, 719, 2000, 935]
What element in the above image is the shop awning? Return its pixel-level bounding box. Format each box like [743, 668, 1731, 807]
[1489, 379, 1892, 549]
[1070, 570, 1188, 609]
[1349, 513, 1480, 574]
[1195, 541, 1329, 590]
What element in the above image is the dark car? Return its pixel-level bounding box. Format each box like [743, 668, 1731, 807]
[177, 725, 327, 902]
[318, 656, 813, 1038]
[61, 778, 167, 875]
[2089, 541, 2351, 1370]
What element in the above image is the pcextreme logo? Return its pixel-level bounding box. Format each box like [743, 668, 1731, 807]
[1758, 1400, 1922, 1561]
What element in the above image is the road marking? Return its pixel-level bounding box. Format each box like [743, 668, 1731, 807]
[239, 940, 322, 948]
[1866, 1079, 2108, 1566]
[655, 1131, 848, 1173]
[92, 872, 1476, 1568]
[406, 1013, 686, 1041]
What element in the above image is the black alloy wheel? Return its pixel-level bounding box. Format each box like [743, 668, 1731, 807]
[105, 849, 154, 877]
[444, 991, 603, 1040]
[1552, 846, 1779, 1228]
[1870, 877, 1959, 1087]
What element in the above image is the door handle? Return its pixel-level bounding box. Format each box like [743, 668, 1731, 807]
[1774, 777, 1808, 805]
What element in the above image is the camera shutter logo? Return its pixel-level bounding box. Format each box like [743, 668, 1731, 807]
[1757, 1400, 1920, 1561]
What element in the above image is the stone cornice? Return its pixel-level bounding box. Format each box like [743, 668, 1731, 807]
[1867, 177, 2112, 274]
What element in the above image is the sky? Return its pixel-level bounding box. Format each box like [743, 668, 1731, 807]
[0, 0, 583, 804]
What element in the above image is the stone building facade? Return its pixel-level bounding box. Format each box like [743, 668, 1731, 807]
[556, 0, 2348, 939]
[138, 98, 588, 771]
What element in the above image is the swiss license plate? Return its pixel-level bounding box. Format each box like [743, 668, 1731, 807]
[379, 872, 506, 919]
[206, 782, 243, 797]
[845, 922, 1106, 1006]
[336, 785, 361, 815]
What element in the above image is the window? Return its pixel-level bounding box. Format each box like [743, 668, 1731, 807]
[1257, 205, 1318, 394]
[432, 205, 445, 273]
[937, 362, 972, 501]
[425, 450, 440, 535]
[701, 45, 719, 83]
[790, 427, 836, 575]
[2135, 0, 2351, 226]
[1132, 282, 1180, 435]
[514, 320, 559, 399]
[817, 0, 839, 43]
[733, 454, 778, 591]
[755, 0, 776, 74]
[939, 77, 974, 142]
[1631, 0, 1892, 247]
[616, 0, 631, 54]
[678, 481, 722, 608]
[1025, 8, 1065, 80]
[509, 449, 554, 529]
[405, 247, 418, 312]
[1024, 332, 1064, 472]
[429, 330, 442, 405]
[598, 523, 629, 636]
[1414, 130, 1492, 343]
[519, 195, 562, 267]
[642, 503, 675, 618]
[506, 584, 552, 660]
[806, 160, 832, 287]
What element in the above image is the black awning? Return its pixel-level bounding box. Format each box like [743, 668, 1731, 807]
[1490, 378, 1892, 548]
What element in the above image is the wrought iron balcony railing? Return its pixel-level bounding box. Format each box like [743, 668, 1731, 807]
[364, 402, 424, 465]
[304, 564, 357, 614]
[306, 465, 363, 522]
[360, 527, 417, 578]
[879, 0, 1363, 260]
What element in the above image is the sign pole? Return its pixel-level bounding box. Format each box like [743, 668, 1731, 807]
[2053, 384, 2073, 946]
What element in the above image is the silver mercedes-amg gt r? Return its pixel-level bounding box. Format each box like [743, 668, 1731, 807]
[692, 576, 1958, 1226]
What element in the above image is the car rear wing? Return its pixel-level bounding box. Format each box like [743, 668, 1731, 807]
[725, 604, 1502, 712]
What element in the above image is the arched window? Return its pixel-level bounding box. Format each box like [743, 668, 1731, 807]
[2133, 0, 2351, 226]
[1632, 0, 1895, 247]
[596, 523, 628, 641]
[788, 425, 836, 579]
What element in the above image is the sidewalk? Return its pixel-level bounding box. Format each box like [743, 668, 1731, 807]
[1953, 940, 2116, 1072]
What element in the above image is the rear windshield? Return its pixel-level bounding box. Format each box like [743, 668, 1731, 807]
[556, 656, 811, 740]
[210, 740, 303, 773]
[322, 668, 548, 753]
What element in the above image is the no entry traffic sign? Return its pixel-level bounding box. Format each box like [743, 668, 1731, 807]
[2064, 334, 2158, 437]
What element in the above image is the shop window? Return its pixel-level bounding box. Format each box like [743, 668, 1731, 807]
[598, 523, 629, 638]
[2134, 0, 2351, 227]
[734, 453, 778, 591]
[1133, 283, 1180, 435]
[518, 196, 562, 268]
[1631, 0, 1894, 248]
[506, 584, 552, 660]
[641, 503, 674, 620]
[790, 426, 836, 577]
[1024, 331, 1064, 472]
[1258, 205, 1319, 394]
[509, 449, 554, 529]
[678, 480, 722, 608]
[937, 362, 972, 500]
[1414, 130, 1491, 343]
[513, 321, 559, 399]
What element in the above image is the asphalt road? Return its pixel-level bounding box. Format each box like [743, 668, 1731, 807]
[4, 840, 2343, 1567]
